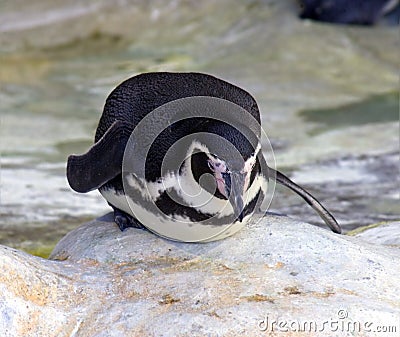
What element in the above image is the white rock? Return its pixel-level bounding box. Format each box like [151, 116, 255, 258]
[353, 221, 400, 247]
[1, 213, 399, 337]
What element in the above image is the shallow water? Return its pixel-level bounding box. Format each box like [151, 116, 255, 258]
[0, 0, 398, 256]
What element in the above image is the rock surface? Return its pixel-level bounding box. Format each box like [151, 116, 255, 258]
[1, 214, 399, 337]
[352, 221, 400, 248]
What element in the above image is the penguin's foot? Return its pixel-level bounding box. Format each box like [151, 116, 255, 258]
[113, 208, 145, 231]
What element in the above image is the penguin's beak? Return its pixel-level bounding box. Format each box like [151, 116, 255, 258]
[224, 172, 245, 222]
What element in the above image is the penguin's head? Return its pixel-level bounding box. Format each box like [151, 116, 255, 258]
[187, 121, 262, 222]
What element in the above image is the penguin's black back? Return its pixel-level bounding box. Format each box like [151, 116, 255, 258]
[95, 72, 260, 143]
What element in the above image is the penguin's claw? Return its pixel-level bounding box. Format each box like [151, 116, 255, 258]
[113, 209, 145, 231]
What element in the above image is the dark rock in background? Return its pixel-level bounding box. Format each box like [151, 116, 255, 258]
[298, 0, 399, 25]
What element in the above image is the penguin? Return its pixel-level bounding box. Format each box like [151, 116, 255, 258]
[67, 72, 341, 241]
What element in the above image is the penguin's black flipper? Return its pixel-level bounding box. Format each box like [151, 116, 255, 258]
[270, 167, 342, 234]
[67, 120, 132, 193]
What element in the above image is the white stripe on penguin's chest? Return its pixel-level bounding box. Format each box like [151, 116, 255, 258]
[118, 141, 267, 219]
[102, 165, 267, 224]
[125, 169, 237, 217]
